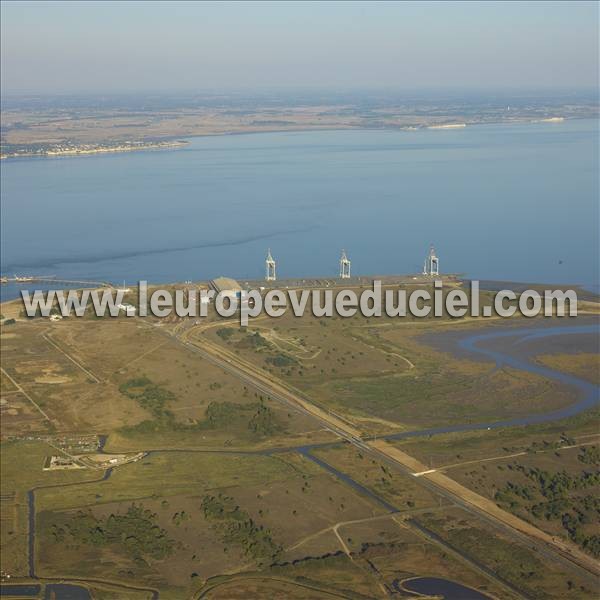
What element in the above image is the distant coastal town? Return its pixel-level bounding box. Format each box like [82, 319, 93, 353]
[0, 116, 571, 160]
[0, 139, 189, 160]
[1, 90, 595, 163]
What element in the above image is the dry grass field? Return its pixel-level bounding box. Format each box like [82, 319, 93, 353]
[446, 441, 600, 555]
[1, 293, 598, 598]
[1, 440, 101, 575]
[0, 317, 335, 450]
[419, 506, 598, 599]
[199, 294, 580, 435]
[537, 352, 600, 385]
[311, 444, 441, 511]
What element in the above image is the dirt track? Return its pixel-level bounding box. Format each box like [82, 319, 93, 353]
[177, 322, 600, 583]
[369, 440, 600, 578]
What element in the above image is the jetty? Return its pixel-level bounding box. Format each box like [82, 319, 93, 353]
[0, 275, 113, 288]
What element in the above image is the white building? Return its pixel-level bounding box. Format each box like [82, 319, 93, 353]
[117, 303, 137, 316]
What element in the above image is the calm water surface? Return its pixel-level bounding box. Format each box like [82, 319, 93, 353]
[1, 120, 598, 300]
[399, 577, 491, 599]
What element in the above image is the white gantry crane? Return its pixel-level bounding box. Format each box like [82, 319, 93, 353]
[423, 244, 440, 276]
[339, 249, 351, 279]
[265, 248, 277, 281]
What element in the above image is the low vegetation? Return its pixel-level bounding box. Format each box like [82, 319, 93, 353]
[265, 353, 297, 368]
[50, 504, 174, 562]
[120, 377, 283, 437]
[201, 493, 282, 565]
[119, 377, 176, 420]
[421, 512, 596, 599]
[494, 458, 600, 557]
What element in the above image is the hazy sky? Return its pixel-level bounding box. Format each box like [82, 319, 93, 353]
[1, 1, 598, 94]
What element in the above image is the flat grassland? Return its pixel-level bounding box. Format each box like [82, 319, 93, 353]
[198, 287, 583, 435]
[537, 352, 600, 385]
[0, 317, 334, 450]
[1, 296, 598, 598]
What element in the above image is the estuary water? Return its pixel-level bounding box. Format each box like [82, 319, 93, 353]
[1, 119, 598, 300]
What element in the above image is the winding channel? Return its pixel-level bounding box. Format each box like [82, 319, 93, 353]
[386, 323, 599, 441]
[18, 322, 599, 598]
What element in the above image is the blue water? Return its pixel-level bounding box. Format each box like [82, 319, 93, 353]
[0, 585, 40, 597]
[299, 447, 400, 512]
[385, 324, 600, 441]
[1, 119, 598, 301]
[44, 584, 90, 600]
[398, 577, 491, 599]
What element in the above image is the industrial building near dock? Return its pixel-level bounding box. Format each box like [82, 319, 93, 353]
[210, 277, 244, 299]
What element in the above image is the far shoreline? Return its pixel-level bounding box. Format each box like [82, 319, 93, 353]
[2, 116, 597, 162]
[0, 139, 189, 161]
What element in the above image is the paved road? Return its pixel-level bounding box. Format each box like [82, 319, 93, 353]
[23, 320, 598, 598]
[174, 320, 600, 585]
